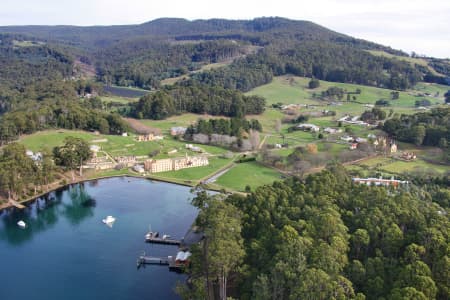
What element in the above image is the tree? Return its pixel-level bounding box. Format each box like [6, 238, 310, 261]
[53, 137, 92, 180]
[445, 90, 450, 103]
[192, 195, 244, 300]
[308, 78, 320, 89]
[411, 125, 426, 146]
[391, 91, 400, 100]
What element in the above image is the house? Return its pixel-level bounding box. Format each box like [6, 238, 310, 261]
[349, 143, 358, 150]
[352, 177, 408, 188]
[355, 137, 368, 143]
[341, 135, 354, 142]
[173, 155, 209, 170]
[90, 145, 101, 157]
[281, 104, 305, 110]
[390, 142, 398, 153]
[186, 144, 203, 152]
[26, 150, 43, 162]
[136, 133, 163, 142]
[174, 250, 192, 267]
[400, 152, 416, 161]
[170, 127, 187, 136]
[121, 132, 128, 137]
[296, 123, 320, 132]
[275, 144, 282, 149]
[115, 156, 137, 167]
[133, 165, 145, 174]
[324, 127, 342, 134]
[144, 158, 173, 173]
[144, 155, 209, 173]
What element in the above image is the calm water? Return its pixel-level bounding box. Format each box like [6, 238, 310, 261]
[0, 177, 198, 300]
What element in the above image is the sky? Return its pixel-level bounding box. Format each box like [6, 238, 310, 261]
[0, 0, 449, 58]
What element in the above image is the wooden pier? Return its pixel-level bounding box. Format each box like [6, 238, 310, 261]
[145, 236, 181, 245]
[9, 200, 25, 209]
[145, 231, 181, 245]
[136, 254, 183, 272]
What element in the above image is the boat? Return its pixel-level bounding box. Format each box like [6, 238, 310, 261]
[17, 220, 26, 228]
[102, 216, 116, 224]
[145, 231, 159, 240]
[162, 234, 171, 240]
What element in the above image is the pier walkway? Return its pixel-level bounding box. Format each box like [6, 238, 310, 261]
[9, 200, 25, 209]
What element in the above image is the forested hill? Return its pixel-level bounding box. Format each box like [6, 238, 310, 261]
[4, 16, 448, 92]
[1, 17, 449, 97]
[0, 17, 400, 51]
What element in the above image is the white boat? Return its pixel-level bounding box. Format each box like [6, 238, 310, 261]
[102, 216, 116, 224]
[17, 220, 26, 228]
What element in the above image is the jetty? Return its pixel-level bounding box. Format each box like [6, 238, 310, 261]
[145, 231, 181, 245]
[9, 200, 25, 209]
[136, 253, 184, 272]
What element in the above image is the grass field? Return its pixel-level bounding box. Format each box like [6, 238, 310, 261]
[379, 159, 449, 175]
[155, 157, 233, 182]
[214, 161, 282, 191]
[100, 95, 139, 104]
[139, 113, 226, 132]
[348, 154, 449, 177]
[246, 75, 447, 118]
[18, 129, 227, 158]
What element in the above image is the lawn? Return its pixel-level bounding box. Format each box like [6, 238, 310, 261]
[19, 130, 100, 151]
[154, 157, 233, 182]
[18, 129, 227, 158]
[100, 95, 139, 104]
[379, 159, 449, 175]
[214, 161, 282, 191]
[140, 114, 226, 133]
[246, 76, 316, 105]
[246, 75, 445, 119]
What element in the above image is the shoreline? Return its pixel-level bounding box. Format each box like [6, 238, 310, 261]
[0, 171, 231, 212]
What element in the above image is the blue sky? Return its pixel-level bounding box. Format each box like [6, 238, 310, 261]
[0, 0, 449, 58]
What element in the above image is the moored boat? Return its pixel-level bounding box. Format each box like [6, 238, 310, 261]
[17, 220, 26, 228]
[102, 216, 116, 224]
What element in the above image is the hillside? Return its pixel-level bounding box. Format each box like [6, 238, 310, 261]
[3, 17, 448, 91]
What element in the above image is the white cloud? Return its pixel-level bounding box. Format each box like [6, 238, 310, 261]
[0, 0, 449, 58]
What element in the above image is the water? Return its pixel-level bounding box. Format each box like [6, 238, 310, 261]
[0, 177, 199, 300]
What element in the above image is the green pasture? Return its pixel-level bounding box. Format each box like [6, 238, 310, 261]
[155, 157, 233, 182]
[214, 161, 282, 191]
[18, 129, 226, 158]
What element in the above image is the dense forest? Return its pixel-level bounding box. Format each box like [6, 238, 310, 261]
[181, 167, 449, 300]
[192, 42, 423, 92]
[382, 107, 450, 150]
[183, 117, 262, 150]
[1, 17, 448, 93]
[131, 81, 265, 119]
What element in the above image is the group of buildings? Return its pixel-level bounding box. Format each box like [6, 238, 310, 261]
[143, 154, 209, 173]
[352, 176, 409, 188]
[85, 130, 209, 174]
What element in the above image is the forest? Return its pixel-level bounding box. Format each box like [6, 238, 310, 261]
[131, 81, 266, 119]
[183, 117, 262, 150]
[382, 107, 450, 149]
[181, 167, 449, 300]
[1, 17, 448, 93]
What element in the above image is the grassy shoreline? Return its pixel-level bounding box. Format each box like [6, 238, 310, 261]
[0, 166, 244, 212]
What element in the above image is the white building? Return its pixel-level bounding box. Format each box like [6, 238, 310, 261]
[296, 123, 320, 132]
